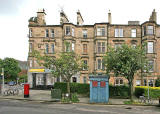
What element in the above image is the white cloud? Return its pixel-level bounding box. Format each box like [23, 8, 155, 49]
[0, 0, 160, 61]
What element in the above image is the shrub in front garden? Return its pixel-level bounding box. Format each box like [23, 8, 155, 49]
[135, 86, 160, 99]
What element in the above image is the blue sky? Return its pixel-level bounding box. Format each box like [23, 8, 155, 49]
[0, 0, 160, 61]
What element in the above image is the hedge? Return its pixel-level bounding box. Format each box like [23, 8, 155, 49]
[54, 82, 129, 98]
[109, 85, 129, 98]
[54, 82, 90, 94]
[135, 86, 160, 99]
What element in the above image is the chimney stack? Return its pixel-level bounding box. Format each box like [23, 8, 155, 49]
[77, 10, 84, 25]
[37, 9, 46, 25]
[60, 10, 69, 24]
[108, 10, 112, 24]
[149, 9, 157, 23]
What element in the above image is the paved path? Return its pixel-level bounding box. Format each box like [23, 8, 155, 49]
[0, 89, 159, 105]
[0, 99, 160, 114]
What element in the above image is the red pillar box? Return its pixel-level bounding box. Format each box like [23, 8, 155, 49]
[24, 84, 30, 98]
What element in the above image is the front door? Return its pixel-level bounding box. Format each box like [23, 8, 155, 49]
[32, 73, 36, 88]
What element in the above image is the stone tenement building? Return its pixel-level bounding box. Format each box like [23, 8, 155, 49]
[28, 9, 160, 88]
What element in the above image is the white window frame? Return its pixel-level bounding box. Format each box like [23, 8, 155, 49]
[147, 26, 153, 35]
[136, 80, 141, 86]
[97, 42, 105, 53]
[29, 60, 32, 67]
[65, 26, 71, 36]
[115, 28, 123, 37]
[51, 29, 54, 38]
[114, 44, 122, 50]
[72, 28, 74, 36]
[148, 60, 154, 72]
[45, 44, 49, 54]
[37, 76, 44, 85]
[115, 78, 124, 86]
[97, 27, 105, 36]
[29, 43, 32, 53]
[51, 44, 54, 53]
[131, 29, 136, 37]
[82, 30, 87, 38]
[83, 44, 87, 54]
[72, 43, 75, 51]
[29, 28, 32, 37]
[147, 42, 154, 53]
[83, 60, 88, 70]
[45, 29, 49, 37]
[83, 77, 87, 83]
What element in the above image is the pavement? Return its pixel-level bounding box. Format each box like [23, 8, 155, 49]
[0, 89, 159, 105]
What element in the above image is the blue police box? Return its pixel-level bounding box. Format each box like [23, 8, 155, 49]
[89, 74, 109, 103]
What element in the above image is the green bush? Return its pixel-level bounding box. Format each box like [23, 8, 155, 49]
[71, 93, 79, 103]
[135, 86, 160, 99]
[134, 87, 145, 98]
[54, 82, 90, 95]
[155, 78, 160, 87]
[109, 85, 129, 98]
[54, 83, 130, 98]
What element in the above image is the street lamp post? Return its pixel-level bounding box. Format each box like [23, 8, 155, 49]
[1, 68, 4, 95]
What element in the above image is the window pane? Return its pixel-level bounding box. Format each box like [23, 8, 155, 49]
[147, 42, 153, 53]
[148, 60, 154, 72]
[97, 59, 101, 69]
[72, 43, 75, 51]
[101, 28, 105, 36]
[97, 28, 101, 36]
[120, 79, 123, 84]
[51, 29, 54, 38]
[83, 60, 87, 70]
[72, 28, 74, 36]
[119, 29, 123, 37]
[115, 29, 119, 37]
[45, 29, 49, 37]
[83, 44, 87, 53]
[30, 60, 32, 67]
[83, 30, 87, 38]
[147, 26, 153, 35]
[102, 42, 105, 53]
[131, 29, 136, 37]
[144, 79, 147, 86]
[29, 29, 32, 37]
[29, 43, 32, 53]
[65, 26, 70, 35]
[97, 42, 101, 53]
[45, 44, 49, 53]
[51, 44, 54, 53]
[136, 80, 141, 86]
[83, 77, 87, 83]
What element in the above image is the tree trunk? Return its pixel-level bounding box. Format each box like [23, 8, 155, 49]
[67, 81, 70, 98]
[129, 80, 134, 102]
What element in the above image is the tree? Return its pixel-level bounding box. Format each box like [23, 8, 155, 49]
[1, 58, 21, 81]
[33, 51, 83, 97]
[103, 44, 148, 101]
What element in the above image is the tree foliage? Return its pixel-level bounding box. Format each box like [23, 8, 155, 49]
[103, 44, 149, 101]
[0, 58, 21, 80]
[32, 51, 84, 95]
